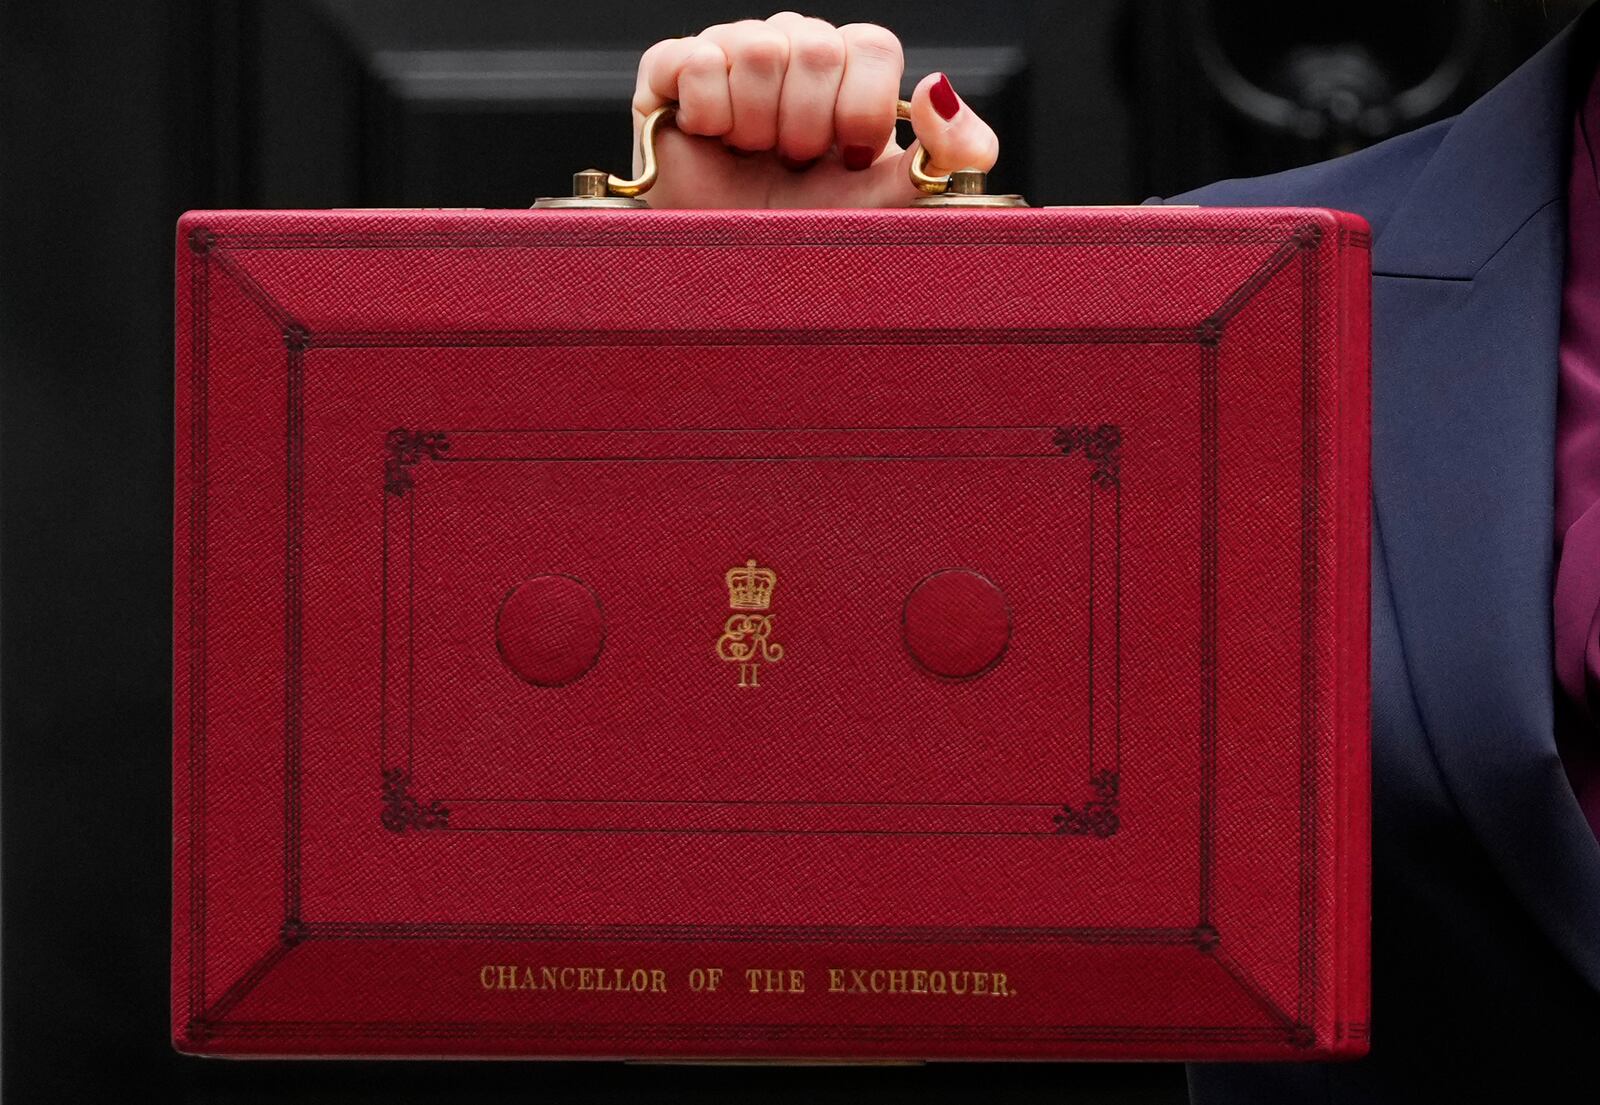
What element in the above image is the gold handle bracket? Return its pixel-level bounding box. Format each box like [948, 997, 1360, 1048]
[897, 101, 1025, 206]
[533, 99, 1025, 209]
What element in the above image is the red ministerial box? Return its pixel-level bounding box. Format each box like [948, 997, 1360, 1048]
[172, 206, 1370, 1060]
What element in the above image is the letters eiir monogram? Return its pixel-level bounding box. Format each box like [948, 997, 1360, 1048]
[716, 559, 784, 687]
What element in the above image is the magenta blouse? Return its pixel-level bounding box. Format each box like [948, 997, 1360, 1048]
[1555, 62, 1600, 838]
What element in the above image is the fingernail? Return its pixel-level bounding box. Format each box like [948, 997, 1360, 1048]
[842, 145, 875, 171]
[777, 153, 817, 172]
[930, 73, 960, 120]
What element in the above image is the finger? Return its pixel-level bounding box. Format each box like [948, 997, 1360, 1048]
[702, 20, 789, 152]
[632, 37, 731, 176]
[633, 38, 733, 140]
[766, 13, 846, 163]
[834, 23, 903, 171]
[673, 41, 733, 137]
[633, 37, 697, 118]
[903, 70, 998, 175]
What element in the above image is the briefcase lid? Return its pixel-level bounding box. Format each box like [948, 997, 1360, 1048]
[173, 205, 1370, 1060]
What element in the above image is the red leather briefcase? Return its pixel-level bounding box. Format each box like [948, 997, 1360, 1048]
[173, 148, 1370, 1059]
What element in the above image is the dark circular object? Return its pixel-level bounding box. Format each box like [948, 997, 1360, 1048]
[901, 569, 1012, 679]
[494, 574, 605, 687]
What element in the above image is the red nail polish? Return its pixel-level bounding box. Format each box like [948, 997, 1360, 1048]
[777, 153, 816, 172]
[842, 145, 875, 171]
[930, 73, 960, 120]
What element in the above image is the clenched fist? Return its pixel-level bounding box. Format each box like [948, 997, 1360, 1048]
[633, 13, 998, 208]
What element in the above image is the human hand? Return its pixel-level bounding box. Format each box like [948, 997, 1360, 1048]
[633, 13, 999, 208]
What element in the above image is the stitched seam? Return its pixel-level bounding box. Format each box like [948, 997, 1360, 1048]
[1473, 195, 1562, 277]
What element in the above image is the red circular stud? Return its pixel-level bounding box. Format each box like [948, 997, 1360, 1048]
[494, 575, 605, 687]
[901, 569, 1012, 679]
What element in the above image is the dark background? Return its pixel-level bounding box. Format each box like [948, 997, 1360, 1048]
[0, 1, 1587, 1101]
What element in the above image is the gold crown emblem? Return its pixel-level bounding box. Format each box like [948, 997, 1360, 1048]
[726, 559, 777, 610]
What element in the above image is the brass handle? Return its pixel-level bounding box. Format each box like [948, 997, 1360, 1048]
[607, 100, 970, 199]
[897, 100, 959, 195]
[536, 98, 1024, 208]
[605, 103, 676, 198]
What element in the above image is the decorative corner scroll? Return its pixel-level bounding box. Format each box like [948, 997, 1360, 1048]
[380, 767, 450, 832]
[1053, 768, 1120, 837]
[1053, 424, 1122, 487]
[384, 429, 449, 496]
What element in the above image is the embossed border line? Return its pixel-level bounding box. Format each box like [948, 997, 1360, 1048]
[376, 425, 1123, 837]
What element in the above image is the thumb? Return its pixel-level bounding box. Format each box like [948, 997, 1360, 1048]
[904, 71, 998, 176]
[852, 72, 1000, 208]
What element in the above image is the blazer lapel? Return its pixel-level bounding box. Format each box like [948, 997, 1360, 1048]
[1371, 20, 1600, 990]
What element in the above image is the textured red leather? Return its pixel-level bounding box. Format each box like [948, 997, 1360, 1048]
[172, 206, 1371, 1061]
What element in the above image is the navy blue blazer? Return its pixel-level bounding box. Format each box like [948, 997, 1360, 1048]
[1169, 12, 1600, 1104]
